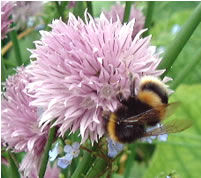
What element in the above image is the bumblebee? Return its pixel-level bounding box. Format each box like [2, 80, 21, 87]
[103, 75, 191, 143]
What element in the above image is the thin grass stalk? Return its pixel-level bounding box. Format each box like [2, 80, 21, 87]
[9, 29, 22, 66]
[1, 57, 7, 82]
[39, 126, 56, 178]
[143, 2, 155, 37]
[123, 2, 132, 23]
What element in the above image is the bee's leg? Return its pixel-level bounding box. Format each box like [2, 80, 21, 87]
[129, 73, 136, 97]
[116, 92, 127, 105]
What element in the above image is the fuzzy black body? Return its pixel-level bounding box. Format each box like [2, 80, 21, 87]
[104, 76, 169, 144]
[114, 97, 151, 143]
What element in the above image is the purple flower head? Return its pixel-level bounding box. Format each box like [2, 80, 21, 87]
[1, 1, 15, 39]
[1, 66, 49, 176]
[104, 3, 145, 38]
[26, 11, 166, 144]
[12, 1, 44, 30]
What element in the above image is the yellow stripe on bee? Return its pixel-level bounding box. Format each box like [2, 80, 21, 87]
[138, 90, 166, 119]
[138, 90, 161, 107]
[107, 113, 119, 142]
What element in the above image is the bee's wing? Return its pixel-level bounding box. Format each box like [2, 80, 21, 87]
[162, 102, 180, 118]
[121, 108, 158, 124]
[143, 119, 192, 137]
[121, 102, 180, 124]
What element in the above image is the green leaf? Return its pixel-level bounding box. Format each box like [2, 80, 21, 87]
[143, 2, 155, 37]
[143, 84, 201, 178]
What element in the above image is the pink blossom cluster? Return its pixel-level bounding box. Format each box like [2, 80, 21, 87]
[1, 8, 168, 177]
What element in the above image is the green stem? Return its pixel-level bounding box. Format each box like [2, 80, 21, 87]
[1, 57, 7, 82]
[124, 144, 136, 178]
[123, 2, 132, 23]
[9, 29, 22, 66]
[39, 126, 56, 178]
[143, 2, 155, 37]
[85, 157, 108, 178]
[55, 2, 64, 20]
[86, 2, 93, 17]
[159, 3, 201, 78]
[7, 151, 20, 178]
[170, 48, 201, 90]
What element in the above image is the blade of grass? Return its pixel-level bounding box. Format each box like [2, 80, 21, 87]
[7, 151, 20, 178]
[1, 57, 7, 82]
[123, 2, 132, 23]
[9, 27, 22, 66]
[159, 3, 201, 78]
[39, 126, 56, 178]
[143, 2, 155, 37]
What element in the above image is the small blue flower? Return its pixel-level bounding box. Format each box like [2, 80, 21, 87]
[57, 154, 73, 169]
[107, 138, 124, 158]
[49, 143, 60, 162]
[64, 142, 80, 158]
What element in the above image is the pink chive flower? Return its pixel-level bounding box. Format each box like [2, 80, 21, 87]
[26, 11, 167, 144]
[1, 1, 15, 39]
[104, 3, 145, 38]
[1, 67, 49, 177]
